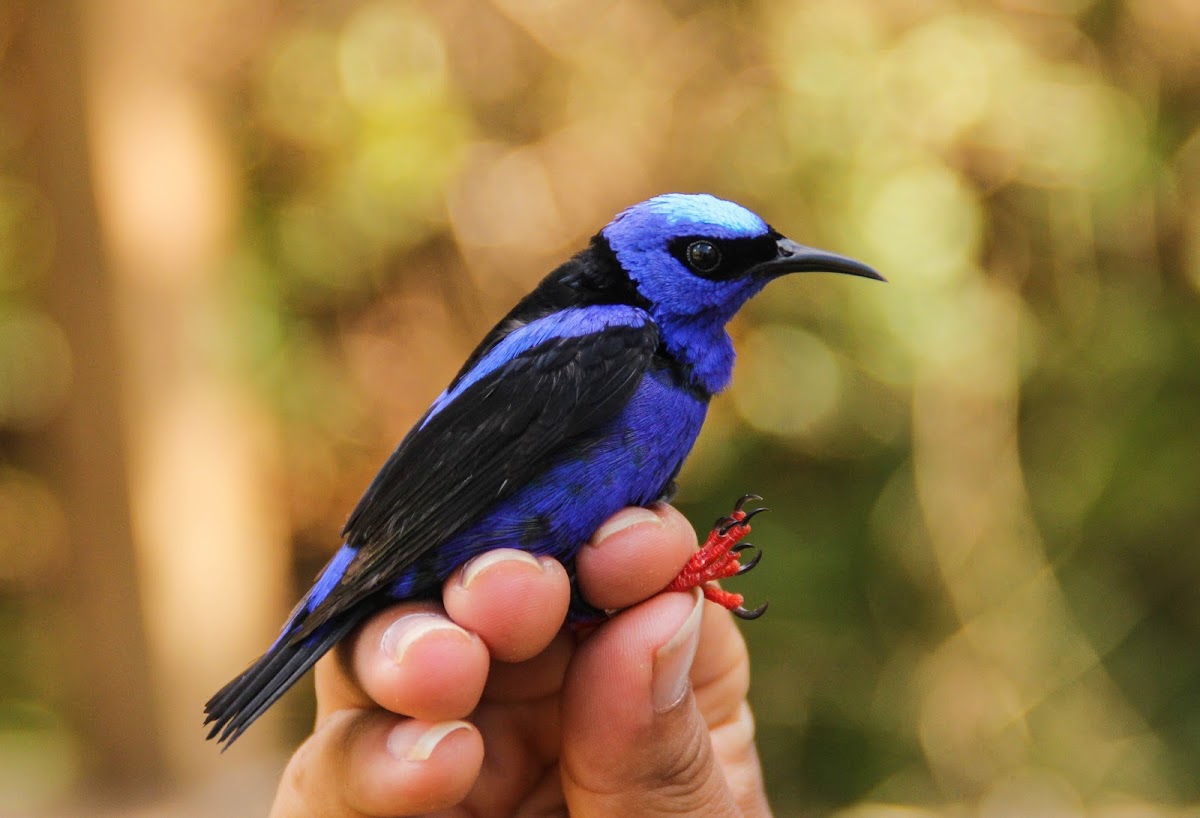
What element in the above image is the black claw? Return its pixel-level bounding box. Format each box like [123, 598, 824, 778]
[736, 549, 763, 575]
[720, 506, 769, 535]
[732, 602, 769, 620]
[740, 507, 770, 525]
[733, 493, 763, 512]
[731, 541, 753, 553]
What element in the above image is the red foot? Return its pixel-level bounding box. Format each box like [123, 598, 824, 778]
[666, 494, 769, 620]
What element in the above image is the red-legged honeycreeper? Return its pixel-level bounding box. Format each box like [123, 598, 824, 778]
[204, 193, 883, 747]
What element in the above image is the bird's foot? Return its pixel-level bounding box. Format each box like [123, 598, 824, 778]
[665, 494, 769, 620]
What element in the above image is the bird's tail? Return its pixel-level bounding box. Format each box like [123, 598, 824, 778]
[203, 613, 361, 748]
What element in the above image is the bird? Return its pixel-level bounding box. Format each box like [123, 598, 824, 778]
[204, 192, 883, 747]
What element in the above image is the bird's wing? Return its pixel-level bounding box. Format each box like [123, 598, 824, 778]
[292, 304, 658, 640]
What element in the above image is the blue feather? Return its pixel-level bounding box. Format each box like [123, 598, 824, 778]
[423, 304, 651, 427]
[610, 193, 769, 239]
[303, 544, 356, 613]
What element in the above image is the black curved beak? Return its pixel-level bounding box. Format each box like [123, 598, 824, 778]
[751, 237, 885, 282]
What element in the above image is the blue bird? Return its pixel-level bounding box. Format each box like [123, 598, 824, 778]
[204, 193, 882, 746]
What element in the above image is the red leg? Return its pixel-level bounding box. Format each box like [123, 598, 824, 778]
[665, 495, 769, 620]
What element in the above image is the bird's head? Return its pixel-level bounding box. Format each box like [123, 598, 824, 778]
[601, 193, 881, 327]
[599, 193, 882, 394]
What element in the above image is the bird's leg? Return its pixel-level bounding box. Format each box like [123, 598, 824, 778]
[665, 494, 769, 620]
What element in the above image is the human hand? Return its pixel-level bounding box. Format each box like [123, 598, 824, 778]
[268, 503, 772, 817]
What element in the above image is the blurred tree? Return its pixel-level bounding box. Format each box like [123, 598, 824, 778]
[81, 0, 292, 789]
[12, 0, 163, 798]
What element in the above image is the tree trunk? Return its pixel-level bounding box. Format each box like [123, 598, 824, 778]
[22, 0, 166, 795]
[80, 0, 291, 786]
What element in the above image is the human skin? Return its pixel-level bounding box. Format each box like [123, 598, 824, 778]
[268, 503, 772, 817]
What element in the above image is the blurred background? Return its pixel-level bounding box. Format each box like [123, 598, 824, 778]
[2, 0, 1200, 815]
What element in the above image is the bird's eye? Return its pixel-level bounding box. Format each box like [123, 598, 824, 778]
[686, 240, 722, 273]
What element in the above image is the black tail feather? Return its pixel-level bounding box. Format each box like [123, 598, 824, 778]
[204, 615, 361, 748]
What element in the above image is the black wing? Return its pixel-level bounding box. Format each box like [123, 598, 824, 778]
[291, 312, 659, 640]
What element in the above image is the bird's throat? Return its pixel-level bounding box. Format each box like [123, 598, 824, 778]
[659, 319, 736, 398]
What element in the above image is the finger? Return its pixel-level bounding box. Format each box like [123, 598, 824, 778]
[560, 589, 747, 817]
[576, 504, 697, 611]
[269, 709, 482, 818]
[314, 602, 443, 722]
[327, 603, 491, 723]
[691, 602, 768, 816]
[443, 549, 571, 663]
[481, 627, 574, 705]
[691, 598, 751, 729]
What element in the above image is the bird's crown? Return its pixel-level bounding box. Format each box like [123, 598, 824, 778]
[604, 193, 770, 244]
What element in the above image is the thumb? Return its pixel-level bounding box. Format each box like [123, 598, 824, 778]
[560, 589, 744, 817]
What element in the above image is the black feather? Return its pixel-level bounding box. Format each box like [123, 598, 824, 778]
[445, 236, 648, 393]
[204, 612, 363, 748]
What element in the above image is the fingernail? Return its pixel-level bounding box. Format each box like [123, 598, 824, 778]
[387, 720, 473, 762]
[460, 549, 542, 589]
[652, 589, 704, 713]
[381, 614, 471, 666]
[592, 507, 662, 545]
